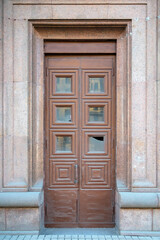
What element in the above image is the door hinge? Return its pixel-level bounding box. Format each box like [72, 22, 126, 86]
[45, 139, 48, 149]
[112, 138, 115, 149]
[46, 68, 48, 77]
[45, 204, 48, 216]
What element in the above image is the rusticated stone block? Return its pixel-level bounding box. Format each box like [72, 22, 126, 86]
[0, 209, 5, 230]
[120, 209, 152, 231]
[153, 209, 160, 231]
[6, 208, 40, 231]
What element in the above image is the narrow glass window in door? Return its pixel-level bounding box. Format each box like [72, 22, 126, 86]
[56, 77, 72, 93]
[56, 106, 71, 122]
[56, 136, 72, 152]
[89, 136, 104, 152]
[89, 77, 104, 93]
[89, 106, 104, 122]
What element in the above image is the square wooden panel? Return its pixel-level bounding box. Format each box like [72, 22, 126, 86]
[49, 99, 78, 128]
[81, 160, 111, 189]
[82, 100, 111, 128]
[49, 160, 77, 187]
[82, 130, 111, 159]
[49, 130, 78, 158]
[82, 70, 112, 99]
[49, 69, 78, 98]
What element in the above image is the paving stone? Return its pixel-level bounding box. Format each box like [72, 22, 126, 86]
[138, 238, 150, 240]
[17, 236, 25, 240]
[3, 236, 12, 240]
[85, 236, 91, 239]
[23, 235, 32, 240]
[0, 236, 6, 240]
[38, 236, 45, 239]
[45, 236, 52, 240]
[10, 236, 19, 240]
[30, 236, 38, 240]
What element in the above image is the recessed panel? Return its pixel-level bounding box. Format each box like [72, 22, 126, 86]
[49, 70, 78, 98]
[82, 161, 111, 188]
[56, 77, 72, 93]
[82, 130, 111, 158]
[82, 70, 112, 98]
[49, 130, 77, 158]
[82, 100, 111, 128]
[89, 77, 104, 93]
[50, 100, 77, 128]
[49, 161, 77, 187]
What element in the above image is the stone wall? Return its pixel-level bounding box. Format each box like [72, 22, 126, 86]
[0, 0, 159, 235]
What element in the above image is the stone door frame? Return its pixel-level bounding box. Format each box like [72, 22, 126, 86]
[29, 21, 132, 198]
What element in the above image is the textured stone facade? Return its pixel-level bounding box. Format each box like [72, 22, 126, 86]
[0, 0, 159, 235]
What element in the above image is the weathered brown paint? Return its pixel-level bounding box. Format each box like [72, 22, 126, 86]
[44, 42, 116, 228]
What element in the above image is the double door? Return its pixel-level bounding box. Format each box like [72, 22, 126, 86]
[45, 55, 115, 227]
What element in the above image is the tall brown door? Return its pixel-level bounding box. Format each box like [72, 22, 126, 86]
[44, 51, 115, 227]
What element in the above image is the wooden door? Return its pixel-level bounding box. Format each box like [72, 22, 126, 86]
[44, 54, 115, 228]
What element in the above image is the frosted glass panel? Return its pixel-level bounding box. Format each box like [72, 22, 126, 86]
[89, 106, 104, 122]
[89, 136, 104, 152]
[89, 77, 104, 93]
[56, 77, 71, 93]
[56, 136, 72, 152]
[56, 107, 71, 122]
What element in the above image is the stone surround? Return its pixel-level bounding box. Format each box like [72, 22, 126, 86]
[0, 0, 160, 235]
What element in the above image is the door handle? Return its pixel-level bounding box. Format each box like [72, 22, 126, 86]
[74, 164, 78, 184]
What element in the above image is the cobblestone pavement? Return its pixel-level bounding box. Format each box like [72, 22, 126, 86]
[0, 235, 160, 240]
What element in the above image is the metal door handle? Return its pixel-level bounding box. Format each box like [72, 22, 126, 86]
[74, 164, 78, 184]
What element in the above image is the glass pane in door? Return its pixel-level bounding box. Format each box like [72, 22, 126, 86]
[56, 136, 72, 152]
[89, 136, 104, 152]
[89, 106, 104, 122]
[89, 77, 104, 93]
[56, 77, 72, 93]
[56, 106, 71, 122]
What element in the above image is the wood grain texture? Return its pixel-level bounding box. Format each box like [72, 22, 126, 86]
[44, 43, 116, 227]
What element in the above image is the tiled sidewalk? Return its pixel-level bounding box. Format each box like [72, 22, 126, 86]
[0, 235, 160, 240]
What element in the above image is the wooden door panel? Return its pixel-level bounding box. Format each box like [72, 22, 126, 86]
[81, 160, 111, 189]
[82, 70, 112, 99]
[47, 56, 114, 69]
[79, 190, 113, 223]
[82, 130, 111, 159]
[45, 190, 78, 225]
[45, 53, 115, 227]
[49, 130, 78, 158]
[82, 100, 112, 128]
[49, 160, 78, 188]
[49, 99, 78, 129]
[49, 69, 78, 99]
